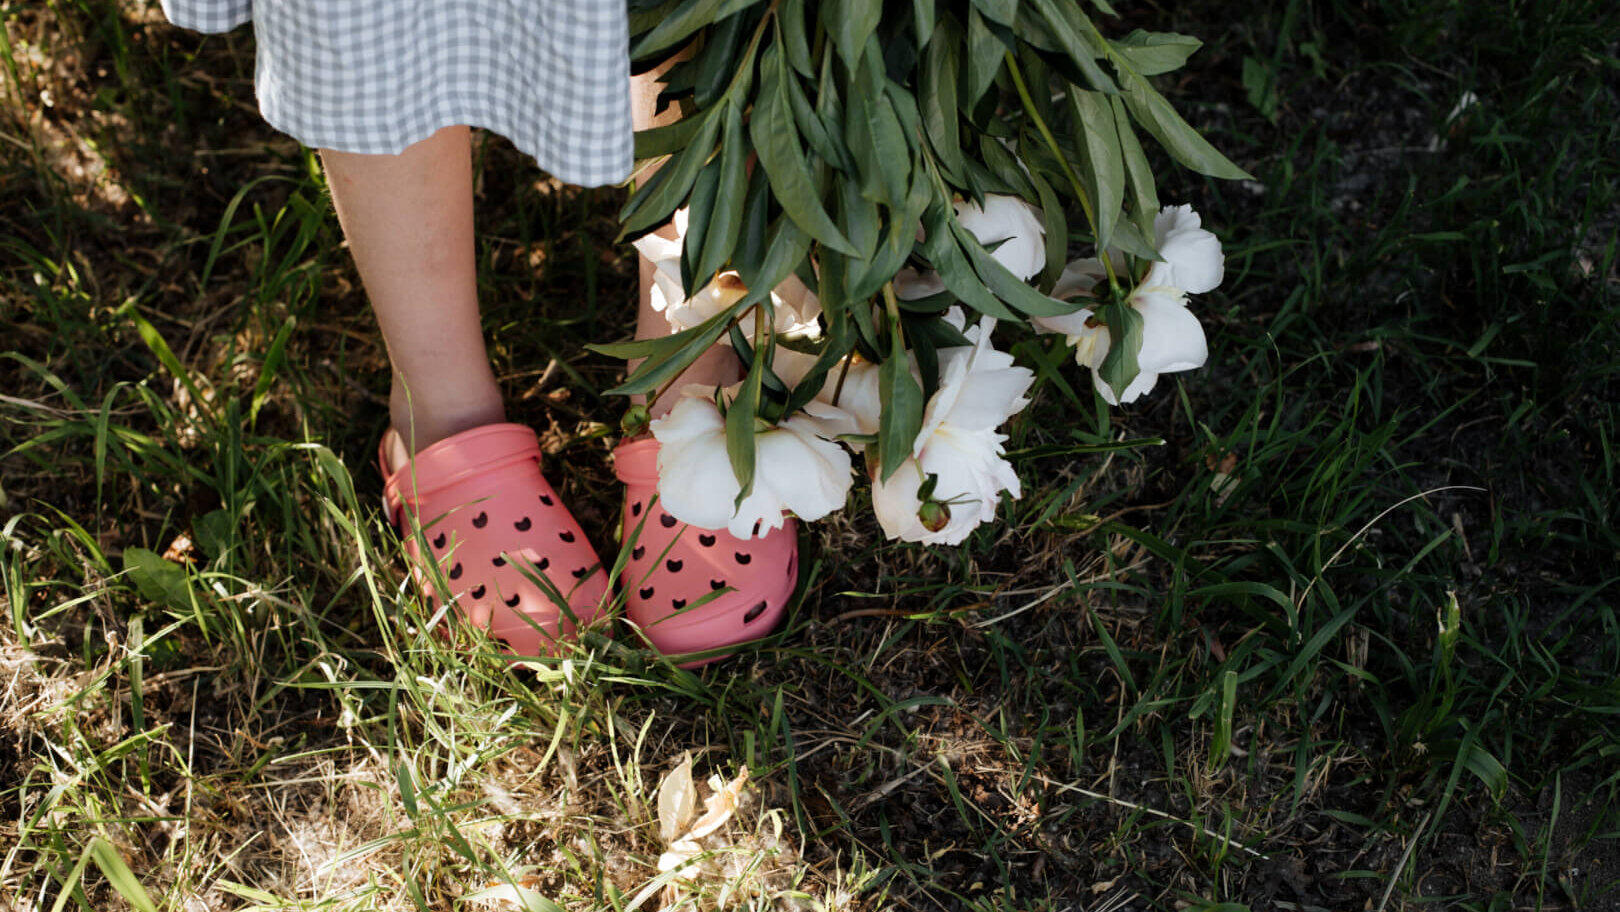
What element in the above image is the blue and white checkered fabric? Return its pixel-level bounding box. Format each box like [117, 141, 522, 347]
[161, 0, 632, 188]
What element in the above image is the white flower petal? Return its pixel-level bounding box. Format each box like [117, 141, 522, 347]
[1134, 290, 1208, 375]
[754, 420, 853, 523]
[956, 195, 1046, 281]
[1092, 366, 1160, 405]
[893, 267, 947, 300]
[922, 318, 1033, 438]
[1154, 204, 1223, 295]
[651, 397, 740, 530]
[872, 459, 929, 542]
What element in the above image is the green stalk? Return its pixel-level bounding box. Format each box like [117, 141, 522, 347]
[1004, 52, 1122, 293]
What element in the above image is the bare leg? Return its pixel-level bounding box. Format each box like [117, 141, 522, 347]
[631, 64, 741, 418]
[321, 125, 504, 458]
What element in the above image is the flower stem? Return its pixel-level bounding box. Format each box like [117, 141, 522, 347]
[1003, 51, 1122, 293]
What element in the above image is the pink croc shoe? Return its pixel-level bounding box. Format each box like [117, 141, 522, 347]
[381, 423, 609, 655]
[612, 436, 797, 664]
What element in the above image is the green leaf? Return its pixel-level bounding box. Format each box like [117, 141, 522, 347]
[635, 113, 710, 159]
[1069, 88, 1125, 249]
[193, 508, 233, 560]
[926, 25, 959, 185]
[963, 7, 1006, 107]
[621, 108, 723, 236]
[786, 62, 853, 172]
[750, 46, 859, 255]
[1027, 167, 1067, 287]
[733, 166, 772, 279]
[693, 10, 750, 107]
[630, 0, 725, 58]
[953, 219, 1082, 317]
[822, 0, 882, 74]
[696, 103, 751, 283]
[1095, 298, 1144, 399]
[595, 302, 746, 396]
[846, 50, 911, 206]
[850, 172, 933, 302]
[124, 305, 212, 421]
[1025, 0, 1119, 94]
[780, 0, 814, 76]
[978, 131, 1036, 199]
[1111, 94, 1160, 240]
[250, 313, 296, 425]
[123, 547, 190, 612]
[1112, 29, 1202, 76]
[913, 0, 937, 48]
[877, 322, 925, 481]
[969, 0, 1018, 27]
[680, 151, 724, 291]
[737, 211, 813, 303]
[88, 839, 157, 912]
[920, 202, 1019, 321]
[1120, 73, 1254, 180]
[726, 346, 764, 505]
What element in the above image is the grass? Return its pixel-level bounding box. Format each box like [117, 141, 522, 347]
[3, 0, 1619, 909]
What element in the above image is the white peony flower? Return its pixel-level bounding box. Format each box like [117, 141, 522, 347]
[1032, 203, 1222, 405]
[894, 195, 1046, 300]
[651, 392, 853, 538]
[631, 211, 822, 339]
[872, 317, 1033, 545]
[955, 194, 1047, 281]
[772, 348, 887, 438]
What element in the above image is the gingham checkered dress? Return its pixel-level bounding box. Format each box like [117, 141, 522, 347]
[161, 0, 632, 188]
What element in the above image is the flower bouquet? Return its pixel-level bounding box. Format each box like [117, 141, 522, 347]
[595, 0, 1249, 543]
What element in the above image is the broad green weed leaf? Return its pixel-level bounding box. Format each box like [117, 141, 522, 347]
[123, 547, 191, 612]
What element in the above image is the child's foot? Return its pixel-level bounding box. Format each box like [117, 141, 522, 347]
[380, 423, 610, 654]
[612, 436, 796, 666]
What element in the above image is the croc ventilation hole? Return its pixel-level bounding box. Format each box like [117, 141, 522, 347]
[660, 514, 678, 528]
[571, 566, 590, 579]
[514, 517, 532, 531]
[539, 493, 554, 506]
[743, 601, 768, 623]
[699, 533, 716, 547]
[449, 563, 464, 580]
[559, 530, 575, 543]
[710, 578, 727, 590]
[505, 594, 521, 608]
[631, 501, 642, 516]
[672, 598, 687, 610]
[632, 545, 646, 560]
[640, 586, 655, 600]
[472, 512, 489, 529]
[537, 557, 550, 570]
[470, 585, 485, 599]
[492, 555, 506, 567]
[433, 533, 447, 549]
[666, 559, 683, 573]
[735, 552, 752, 565]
